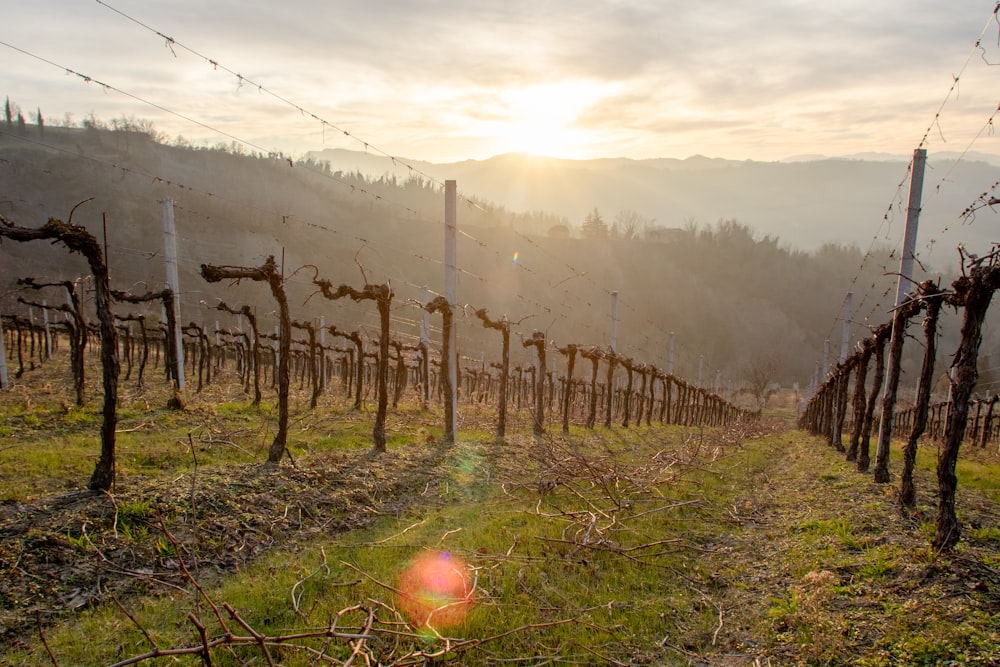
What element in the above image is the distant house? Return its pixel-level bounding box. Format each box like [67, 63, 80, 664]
[644, 225, 684, 243]
[547, 224, 570, 239]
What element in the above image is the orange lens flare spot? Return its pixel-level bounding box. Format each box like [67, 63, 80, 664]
[396, 551, 474, 629]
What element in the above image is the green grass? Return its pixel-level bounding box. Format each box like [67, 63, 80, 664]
[5, 420, 750, 666]
[5, 360, 1000, 666]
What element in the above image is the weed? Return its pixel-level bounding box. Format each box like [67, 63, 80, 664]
[858, 545, 898, 580]
[64, 531, 90, 550]
[968, 525, 1000, 542]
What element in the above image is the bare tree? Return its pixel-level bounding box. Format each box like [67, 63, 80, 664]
[613, 209, 652, 242]
[742, 354, 779, 410]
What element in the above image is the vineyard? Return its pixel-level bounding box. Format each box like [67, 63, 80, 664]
[8, 0, 1000, 662]
[2, 200, 1000, 665]
[2, 131, 1000, 662]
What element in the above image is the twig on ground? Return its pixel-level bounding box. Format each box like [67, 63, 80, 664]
[36, 611, 59, 667]
[290, 546, 331, 622]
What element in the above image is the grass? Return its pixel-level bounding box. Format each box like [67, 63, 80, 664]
[3, 355, 1000, 665]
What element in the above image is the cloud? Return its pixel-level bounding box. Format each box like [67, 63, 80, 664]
[5, 0, 1000, 161]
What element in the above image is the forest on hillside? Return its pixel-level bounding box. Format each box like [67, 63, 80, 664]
[1, 117, 993, 392]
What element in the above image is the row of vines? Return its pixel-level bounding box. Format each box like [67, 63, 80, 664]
[800, 247, 1000, 552]
[1, 214, 756, 495]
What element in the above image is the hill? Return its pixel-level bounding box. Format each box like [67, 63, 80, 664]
[308, 147, 1000, 255]
[0, 122, 987, 388]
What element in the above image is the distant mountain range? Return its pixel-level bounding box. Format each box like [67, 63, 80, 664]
[308, 148, 1000, 261]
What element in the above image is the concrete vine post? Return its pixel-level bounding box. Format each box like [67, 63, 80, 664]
[0, 214, 120, 492]
[200, 256, 291, 464]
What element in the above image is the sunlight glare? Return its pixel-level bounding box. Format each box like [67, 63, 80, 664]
[487, 82, 605, 158]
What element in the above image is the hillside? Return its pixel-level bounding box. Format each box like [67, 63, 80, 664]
[0, 123, 989, 387]
[308, 147, 1000, 255]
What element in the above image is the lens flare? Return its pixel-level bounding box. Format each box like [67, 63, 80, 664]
[512, 251, 519, 264]
[396, 551, 474, 629]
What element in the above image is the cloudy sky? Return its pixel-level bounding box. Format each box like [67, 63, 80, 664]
[5, 0, 1000, 163]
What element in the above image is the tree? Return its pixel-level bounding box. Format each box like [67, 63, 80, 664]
[581, 208, 608, 239]
[36, 107, 44, 138]
[3, 97, 11, 125]
[742, 354, 779, 410]
[613, 209, 651, 241]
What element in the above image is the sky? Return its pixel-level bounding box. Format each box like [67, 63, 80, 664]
[4, 0, 1000, 164]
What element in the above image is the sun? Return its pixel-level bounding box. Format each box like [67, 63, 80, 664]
[486, 82, 603, 158]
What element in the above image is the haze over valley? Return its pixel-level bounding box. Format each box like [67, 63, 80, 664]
[4, 122, 999, 394]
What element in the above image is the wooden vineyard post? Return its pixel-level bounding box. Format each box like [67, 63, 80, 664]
[116, 313, 148, 387]
[182, 322, 209, 391]
[645, 366, 656, 426]
[200, 256, 291, 464]
[390, 340, 407, 409]
[660, 374, 672, 423]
